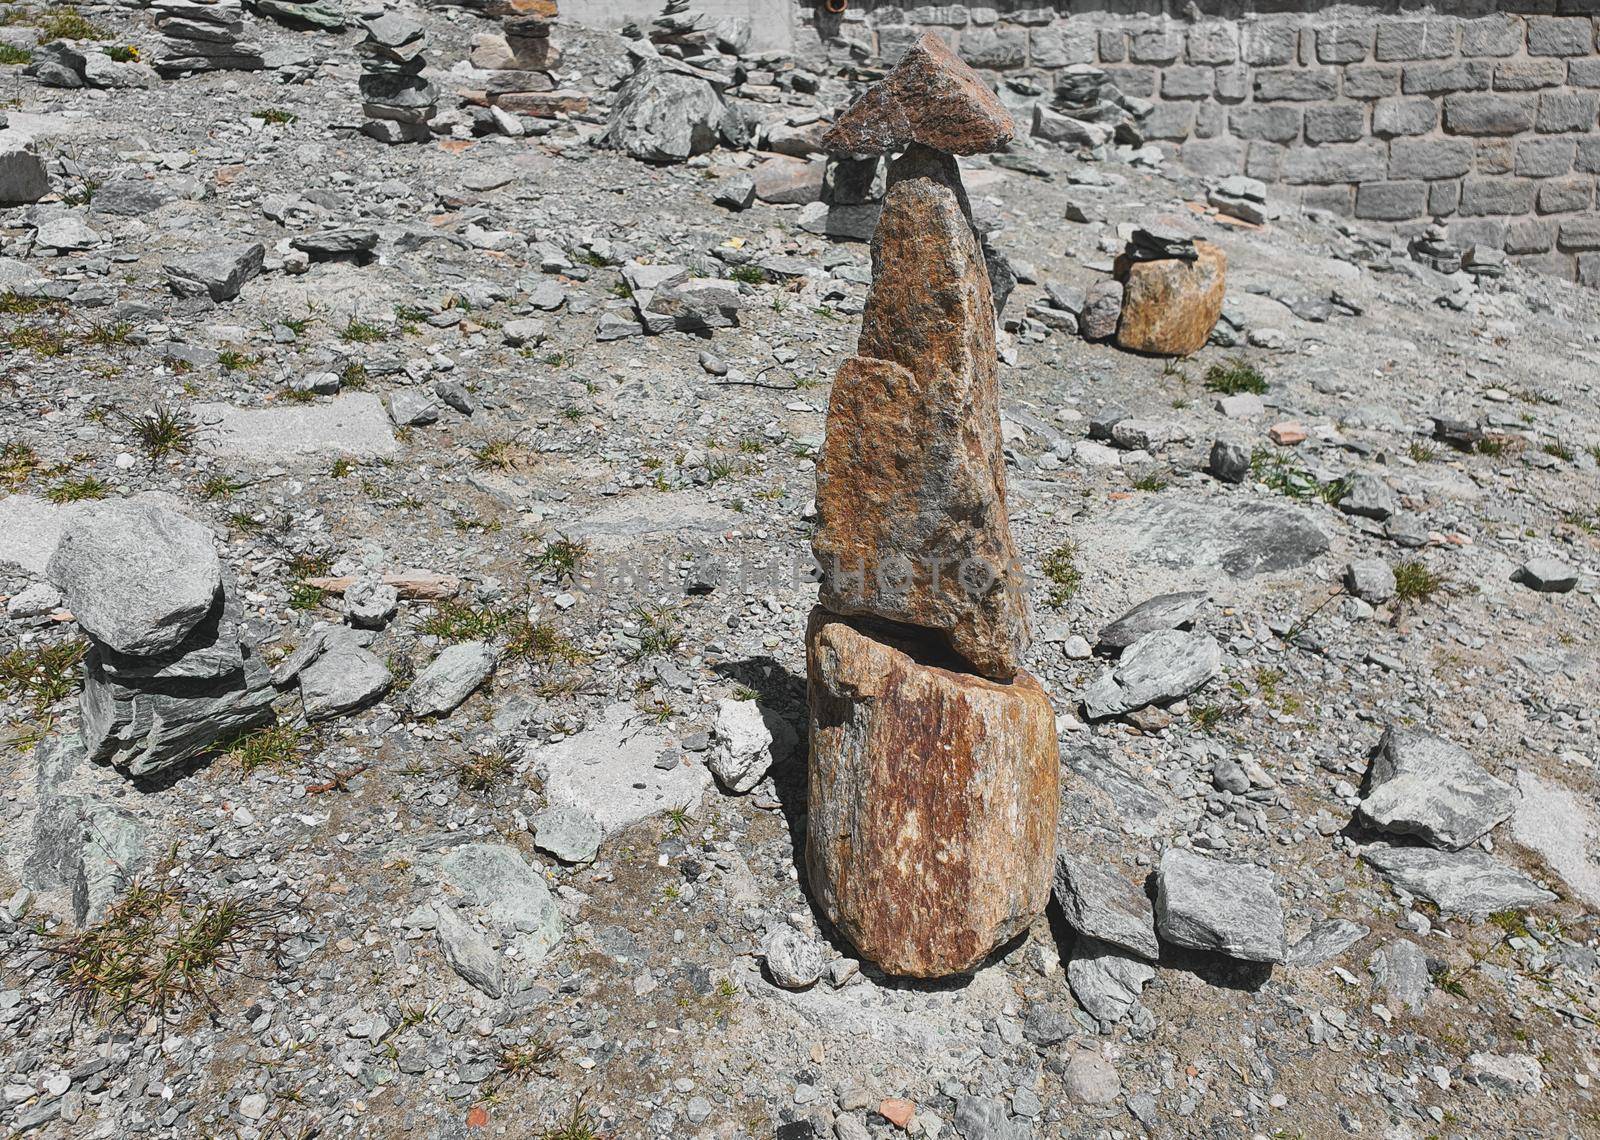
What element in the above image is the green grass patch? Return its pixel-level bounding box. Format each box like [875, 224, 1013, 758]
[1203, 357, 1267, 396]
[0, 641, 84, 713]
[1040, 541, 1081, 609]
[0, 43, 31, 64]
[1392, 559, 1444, 605]
[228, 723, 306, 773]
[44, 475, 108, 503]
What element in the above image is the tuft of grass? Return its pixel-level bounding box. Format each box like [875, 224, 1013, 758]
[48, 880, 289, 1024]
[229, 723, 305, 773]
[531, 535, 587, 581]
[1250, 449, 1348, 505]
[421, 601, 519, 642]
[1203, 357, 1267, 395]
[0, 43, 31, 64]
[278, 385, 317, 405]
[84, 322, 134, 349]
[1488, 909, 1531, 939]
[5, 325, 70, 357]
[0, 641, 84, 713]
[626, 604, 682, 661]
[217, 349, 260, 373]
[121, 404, 199, 465]
[1131, 472, 1169, 493]
[251, 108, 297, 125]
[34, 6, 108, 42]
[729, 264, 765, 285]
[199, 474, 244, 500]
[457, 747, 514, 792]
[339, 361, 369, 388]
[541, 1101, 601, 1140]
[1543, 441, 1575, 462]
[496, 1038, 560, 1083]
[339, 318, 390, 344]
[1, 440, 42, 490]
[44, 476, 108, 503]
[1392, 559, 1444, 605]
[472, 438, 525, 471]
[1040, 542, 1081, 609]
[1407, 441, 1438, 463]
[0, 292, 60, 316]
[1475, 435, 1520, 459]
[329, 457, 352, 479]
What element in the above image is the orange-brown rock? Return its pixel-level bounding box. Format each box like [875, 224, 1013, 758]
[483, 90, 588, 116]
[812, 144, 1029, 680]
[805, 610, 1059, 978]
[1112, 241, 1227, 357]
[822, 33, 1013, 157]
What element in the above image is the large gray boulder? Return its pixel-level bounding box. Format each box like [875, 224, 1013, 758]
[0, 139, 51, 205]
[1081, 629, 1221, 720]
[1155, 848, 1286, 964]
[163, 242, 265, 301]
[602, 59, 741, 163]
[1359, 726, 1517, 851]
[1053, 853, 1159, 960]
[1096, 590, 1208, 653]
[47, 500, 223, 658]
[1067, 935, 1155, 1024]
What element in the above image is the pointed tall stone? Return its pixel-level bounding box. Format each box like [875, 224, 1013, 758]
[822, 33, 1014, 157]
[813, 144, 1030, 679]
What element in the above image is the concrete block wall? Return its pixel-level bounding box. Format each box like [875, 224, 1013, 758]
[805, 3, 1600, 285]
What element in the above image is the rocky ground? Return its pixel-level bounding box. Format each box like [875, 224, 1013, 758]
[2, 3, 1600, 1139]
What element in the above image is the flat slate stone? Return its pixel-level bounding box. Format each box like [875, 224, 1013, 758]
[1286, 918, 1369, 966]
[406, 641, 496, 718]
[1096, 590, 1208, 653]
[194, 394, 398, 462]
[1155, 847, 1286, 964]
[1081, 629, 1221, 720]
[1361, 845, 1557, 916]
[1091, 497, 1330, 585]
[1512, 771, 1600, 908]
[1358, 726, 1517, 852]
[1053, 852, 1159, 960]
[1067, 935, 1155, 1023]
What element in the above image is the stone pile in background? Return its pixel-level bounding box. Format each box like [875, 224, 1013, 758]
[245, 0, 346, 31]
[462, 0, 585, 127]
[152, 0, 265, 77]
[358, 13, 436, 144]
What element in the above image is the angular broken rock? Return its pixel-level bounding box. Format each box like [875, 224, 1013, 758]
[48, 500, 223, 658]
[0, 139, 51, 206]
[1096, 590, 1208, 654]
[1360, 845, 1556, 916]
[407, 641, 496, 717]
[1067, 935, 1155, 1024]
[1080, 628, 1221, 720]
[163, 242, 265, 302]
[1053, 852, 1159, 960]
[812, 145, 1029, 680]
[708, 696, 795, 794]
[806, 610, 1058, 978]
[1358, 726, 1517, 852]
[822, 32, 1013, 157]
[1114, 241, 1226, 357]
[1079, 280, 1123, 341]
[1155, 847, 1286, 964]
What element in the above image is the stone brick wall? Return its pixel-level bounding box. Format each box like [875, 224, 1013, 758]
[805, 3, 1600, 285]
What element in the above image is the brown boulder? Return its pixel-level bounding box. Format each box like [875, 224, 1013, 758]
[822, 33, 1013, 157]
[1113, 241, 1227, 357]
[812, 144, 1029, 680]
[805, 610, 1059, 978]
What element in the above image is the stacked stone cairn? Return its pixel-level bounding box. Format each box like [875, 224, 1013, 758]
[46, 501, 276, 780]
[359, 13, 436, 145]
[805, 34, 1059, 980]
[245, 0, 346, 32]
[464, 0, 584, 128]
[152, 0, 265, 77]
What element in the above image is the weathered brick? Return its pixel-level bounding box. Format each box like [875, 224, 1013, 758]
[1526, 16, 1594, 56]
[905, 5, 968, 25]
[1389, 137, 1474, 179]
[1245, 141, 1285, 181]
[1505, 217, 1558, 253]
[1129, 26, 1183, 64]
[1316, 22, 1372, 64]
[1229, 105, 1303, 142]
[1143, 102, 1197, 140]
[1186, 23, 1238, 65]
[1241, 22, 1298, 67]
[1558, 215, 1600, 249]
[1515, 250, 1576, 280]
[1577, 251, 1600, 287]
[1517, 137, 1576, 177]
[1375, 20, 1457, 62]
[1214, 67, 1248, 102]
[1304, 103, 1367, 144]
[1343, 66, 1401, 99]
[1442, 93, 1537, 135]
[1193, 102, 1226, 139]
[1576, 136, 1600, 172]
[1459, 177, 1538, 215]
[1281, 142, 1388, 184]
[1428, 179, 1462, 216]
[1402, 60, 1493, 96]
[1162, 66, 1215, 100]
[1005, 6, 1055, 27]
[1098, 29, 1126, 63]
[1028, 25, 1095, 69]
[967, 8, 999, 27]
[1354, 180, 1428, 220]
[1537, 90, 1599, 132]
[1373, 96, 1439, 137]
[1254, 69, 1339, 101]
[1102, 67, 1156, 99]
[958, 27, 1027, 69]
[1301, 184, 1354, 214]
[1494, 59, 1570, 91]
[1538, 177, 1593, 213]
[1459, 15, 1525, 58]
[1450, 219, 1507, 249]
[1476, 139, 1516, 176]
[1568, 58, 1600, 87]
[1179, 137, 1247, 177]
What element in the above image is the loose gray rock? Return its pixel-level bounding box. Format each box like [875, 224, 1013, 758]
[953, 1095, 1030, 1140]
[298, 642, 391, 722]
[1515, 557, 1577, 593]
[163, 242, 265, 301]
[407, 641, 496, 717]
[1361, 845, 1556, 916]
[1359, 726, 1517, 851]
[385, 389, 439, 427]
[1336, 473, 1399, 521]
[1079, 280, 1123, 341]
[502, 317, 547, 347]
[47, 500, 222, 657]
[1208, 438, 1251, 483]
[1155, 847, 1286, 964]
[708, 697, 794, 794]
[1286, 919, 1369, 966]
[1096, 590, 1208, 653]
[1064, 1050, 1121, 1105]
[0, 139, 50, 206]
[1081, 629, 1221, 720]
[1369, 938, 1429, 1014]
[7, 581, 63, 618]
[1067, 935, 1155, 1024]
[762, 925, 822, 989]
[714, 173, 755, 210]
[1344, 558, 1396, 603]
[530, 804, 602, 864]
[344, 576, 398, 629]
[602, 59, 740, 164]
[433, 906, 504, 997]
[1053, 853, 1159, 960]
[1467, 1052, 1544, 1097]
